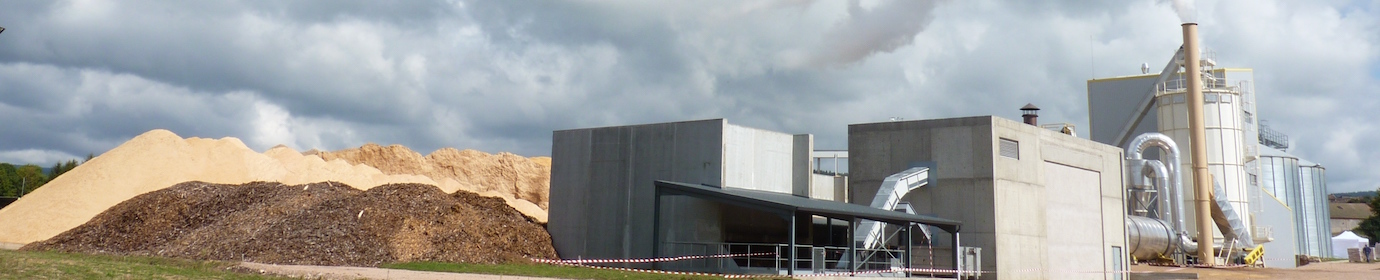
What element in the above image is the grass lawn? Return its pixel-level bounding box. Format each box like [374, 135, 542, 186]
[0, 249, 286, 280]
[382, 261, 791, 280]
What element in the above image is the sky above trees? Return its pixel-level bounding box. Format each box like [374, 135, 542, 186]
[0, 0, 1376, 192]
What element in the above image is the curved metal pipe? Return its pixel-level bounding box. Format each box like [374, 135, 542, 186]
[1126, 133, 1196, 253]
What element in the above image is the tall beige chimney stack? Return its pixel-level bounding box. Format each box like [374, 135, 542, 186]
[1181, 22, 1215, 266]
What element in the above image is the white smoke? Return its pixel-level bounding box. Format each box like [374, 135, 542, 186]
[805, 0, 944, 67]
[1170, 0, 1196, 23]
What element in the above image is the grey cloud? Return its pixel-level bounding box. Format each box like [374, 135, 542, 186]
[0, 0, 1376, 194]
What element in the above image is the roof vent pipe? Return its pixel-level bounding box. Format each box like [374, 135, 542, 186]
[1020, 103, 1040, 126]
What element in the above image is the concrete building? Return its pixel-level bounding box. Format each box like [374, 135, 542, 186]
[849, 116, 1129, 279]
[549, 119, 810, 266]
[1330, 203, 1369, 236]
[549, 119, 963, 275]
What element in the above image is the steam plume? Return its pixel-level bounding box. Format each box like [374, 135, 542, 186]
[1171, 0, 1196, 23]
[805, 0, 943, 67]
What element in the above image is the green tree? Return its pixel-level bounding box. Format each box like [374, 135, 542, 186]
[47, 162, 61, 181]
[0, 163, 17, 197]
[15, 164, 47, 195]
[49, 159, 81, 181]
[1358, 190, 1380, 246]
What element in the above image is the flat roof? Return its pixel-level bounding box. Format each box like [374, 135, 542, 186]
[655, 180, 961, 232]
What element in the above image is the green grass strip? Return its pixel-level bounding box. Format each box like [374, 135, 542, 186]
[0, 250, 286, 280]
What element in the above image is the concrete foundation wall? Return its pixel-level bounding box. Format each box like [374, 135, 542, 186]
[849, 116, 1127, 280]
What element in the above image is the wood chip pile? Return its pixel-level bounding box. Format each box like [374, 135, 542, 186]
[23, 181, 556, 266]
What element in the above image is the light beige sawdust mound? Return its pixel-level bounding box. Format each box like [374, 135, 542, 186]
[316, 144, 551, 209]
[530, 157, 551, 167]
[262, 145, 546, 222]
[0, 130, 276, 244]
[0, 130, 548, 245]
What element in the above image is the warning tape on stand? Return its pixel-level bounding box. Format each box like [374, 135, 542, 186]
[531, 253, 1257, 278]
[530, 252, 775, 264]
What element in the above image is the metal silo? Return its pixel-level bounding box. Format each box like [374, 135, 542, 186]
[1156, 61, 1255, 239]
[1299, 161, 1330, 257]
[1257, 146, 1305, 255]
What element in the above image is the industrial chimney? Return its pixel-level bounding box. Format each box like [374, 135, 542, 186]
[1020, 103, 1040, 126]
[1181, 22, 1216, 266]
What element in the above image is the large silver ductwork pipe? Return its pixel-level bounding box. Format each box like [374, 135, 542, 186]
[1126, 133, 1197, 255]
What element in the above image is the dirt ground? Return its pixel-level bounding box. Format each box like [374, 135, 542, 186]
[1132, 261, 1380, 279]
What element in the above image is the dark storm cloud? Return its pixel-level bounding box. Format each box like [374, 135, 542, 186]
[0, 0, 1376, 193]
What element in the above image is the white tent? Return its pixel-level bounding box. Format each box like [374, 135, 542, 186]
[1332, 231, 1370, 258]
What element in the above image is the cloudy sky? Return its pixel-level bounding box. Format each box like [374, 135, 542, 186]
[0, 0, 1376, 193]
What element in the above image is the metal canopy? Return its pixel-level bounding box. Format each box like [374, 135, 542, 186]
[654, 180, 961, 233]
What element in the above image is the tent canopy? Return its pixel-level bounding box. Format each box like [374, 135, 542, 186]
[1332, 231, 1370, 258]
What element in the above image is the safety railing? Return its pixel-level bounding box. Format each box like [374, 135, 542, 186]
[660, 241, 912, 275]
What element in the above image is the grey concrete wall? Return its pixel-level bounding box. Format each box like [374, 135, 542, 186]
[550, 119, 728, 264]
[849, 116, 1127, 280]
[723, 124, 797, 194]
[793, 134, 814, 197]
[809, 173, 845, 202]
[992, 119, 1127, 280]
[849, 117, 996, 274]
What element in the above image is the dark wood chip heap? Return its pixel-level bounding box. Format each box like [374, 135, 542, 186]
[23, 181, 556, 266]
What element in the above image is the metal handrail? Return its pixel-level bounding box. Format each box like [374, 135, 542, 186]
[661, 241, 911, 274]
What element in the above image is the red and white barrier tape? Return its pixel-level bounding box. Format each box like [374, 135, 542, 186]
[530, 252, 775, 264]
[531, 253, 1257, 278]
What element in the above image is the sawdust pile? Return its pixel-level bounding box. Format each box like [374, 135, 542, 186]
[23, 181, 555, 266]
[312, 144, 551, 209]
[0, 129, 550, 245]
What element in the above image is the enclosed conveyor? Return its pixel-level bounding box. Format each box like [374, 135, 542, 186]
[837, 166, 931, 269]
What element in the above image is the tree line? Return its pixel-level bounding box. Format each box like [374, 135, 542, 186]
[0, 154, 92, 197]
[1358, 191, 1380, 246]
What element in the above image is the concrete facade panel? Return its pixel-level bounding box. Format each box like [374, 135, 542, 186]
[1043, 161, 1106, 280]
[851, 116, 1126, 279]
[793, 134, 813, 197]
[994, 234, 1047, 280]
[724, 125, 795, 193]
[994, 180, 1045, 237]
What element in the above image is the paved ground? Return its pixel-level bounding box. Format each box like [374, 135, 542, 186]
[238, 262, 567, 280]
[1132, 260, 1380, 279]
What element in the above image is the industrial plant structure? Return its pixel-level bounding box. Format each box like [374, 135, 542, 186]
[1086, 33, 1332, 263]
[545, 20, 1326, 280]
[550, 117, 1130, 279]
